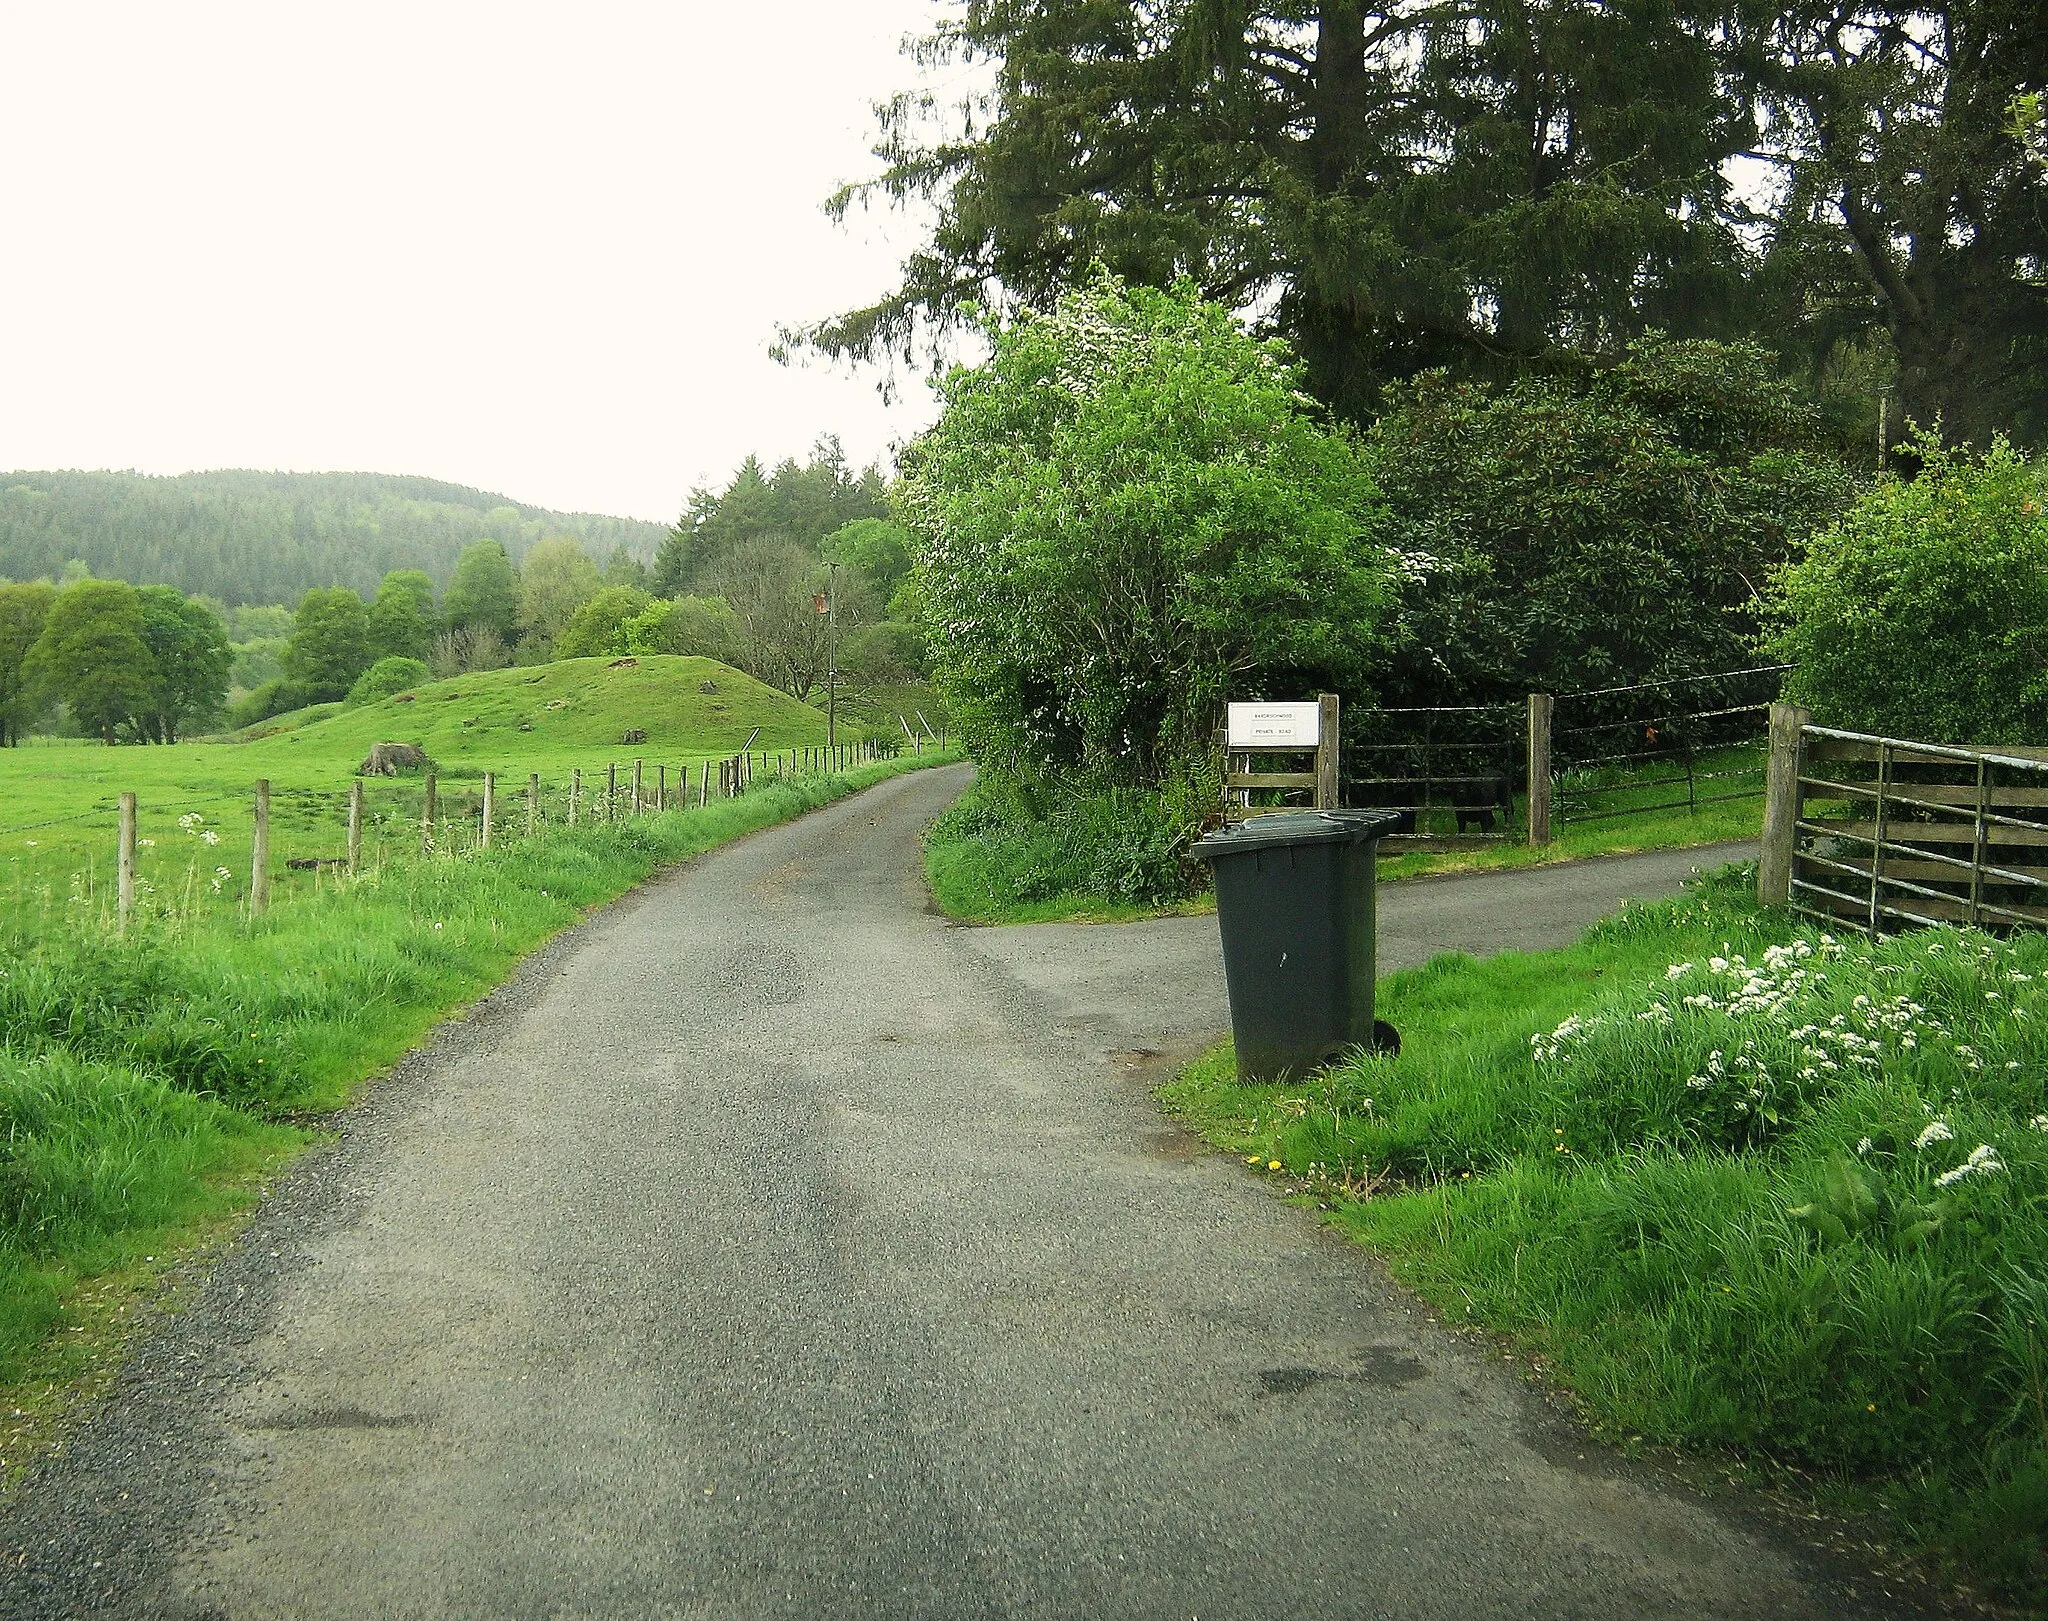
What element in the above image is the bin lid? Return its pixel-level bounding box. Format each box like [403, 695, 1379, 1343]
[1190, 809, 1405, 858]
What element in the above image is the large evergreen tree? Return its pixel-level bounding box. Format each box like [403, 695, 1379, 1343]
[801, 0, 2048, 439]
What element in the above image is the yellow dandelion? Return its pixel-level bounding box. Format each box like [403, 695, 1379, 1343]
[1267, 1160, 1282, 1172]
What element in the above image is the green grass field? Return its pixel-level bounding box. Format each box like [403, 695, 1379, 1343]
[0, 655, 855, 927]
[1161, 870, 2048, 1595]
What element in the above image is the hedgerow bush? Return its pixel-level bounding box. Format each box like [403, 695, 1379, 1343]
[1766, 434, 2048, 743]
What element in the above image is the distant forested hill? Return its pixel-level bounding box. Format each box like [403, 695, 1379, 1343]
[0, 470, 669, 604]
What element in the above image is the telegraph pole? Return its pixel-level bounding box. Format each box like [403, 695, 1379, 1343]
[825, 561, 840, 752]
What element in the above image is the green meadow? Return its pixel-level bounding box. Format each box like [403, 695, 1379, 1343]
[0, 655, 866, 924]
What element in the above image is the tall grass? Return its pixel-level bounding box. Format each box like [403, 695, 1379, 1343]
[0, 752, 953, 1396]
[1163, 869, 2048, 1590]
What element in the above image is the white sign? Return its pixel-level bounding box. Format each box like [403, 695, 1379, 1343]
[1227, 701, 1321, 748]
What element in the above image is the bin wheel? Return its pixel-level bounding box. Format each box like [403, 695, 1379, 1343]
[1371, 1020, 1401, 1057]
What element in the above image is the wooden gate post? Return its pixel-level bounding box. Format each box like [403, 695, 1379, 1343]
[1758, 702, 1811, 907]
[481, 771, 496, 849]
[1526, 694, 1554, 847]
[251, 779, 271, 916]
[117, 791, 137, 934]
[421, 774, 438, 854]
[347, 780, 364, 874]
[1315, 693, 1341, 809]
[527, 772, 540, 836]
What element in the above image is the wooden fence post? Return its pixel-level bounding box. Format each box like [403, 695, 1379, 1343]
[347, 780, 364, 874]
[569, 768, 581, 827]
[251, 779, 271, 917]
[1759, 701, 1811, 908]
[632, 758, 644, 815]
[1315, 692, 1341, 809]
[117, 791, 137, 934]
[421, 773, 437, 854]
[658, 763, 668, 811]
[481, 771, 496, 849]
[700, 759, 710, 807]
[607, 761, 617, 820]
[527, 772, 539, 836]
[1526, 695, 1553, 847]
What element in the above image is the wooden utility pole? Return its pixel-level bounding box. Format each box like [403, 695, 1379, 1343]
[347, 781, 364, 874]
[1526, 695, 1553, 847]
[251, 779, 271, 916]
[421, 773, 438, 854]
[1759, 702, 1811, 907]
[117, 791, 137, 935]
[481, 771, 496, 849]
[527, 773, 540, 835]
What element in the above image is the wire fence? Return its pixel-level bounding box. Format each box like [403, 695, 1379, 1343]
[1340, 665, 1787, 846]
[5, 732, 938, 937]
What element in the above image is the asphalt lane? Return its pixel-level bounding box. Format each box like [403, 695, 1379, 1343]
[2, 765, 1905, 1619]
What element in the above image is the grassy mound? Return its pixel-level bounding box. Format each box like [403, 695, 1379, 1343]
[0, 657, 828, 882]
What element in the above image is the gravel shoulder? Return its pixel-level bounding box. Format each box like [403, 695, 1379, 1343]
[0, 766, 1922, 1619]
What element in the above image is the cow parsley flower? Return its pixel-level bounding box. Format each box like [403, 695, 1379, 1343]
[1914, 1121, 1955, 1149]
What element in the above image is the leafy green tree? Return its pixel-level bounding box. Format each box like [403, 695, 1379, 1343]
[601, 545, 649, 589]
[556, 586, 653, 659]
[23, 579, 155, 743]
[367, 570, 438, 664]
[134, 587, 232, 742]
[899, 273, 1392, 785]
[1765, 435, 2048, 742]
[824, 518, 917, 604]
[0, 581, 56, 745]
[1364, 336, 1855, 704]
[282, 588, 374, 695]
[698, 538, 852, 700]
[441, 539, 520, 641]
[514, 538, 602, 659]
[615, 595, 746, 663]
[657, 442, 889, 594]
[345, 656, 433, 708]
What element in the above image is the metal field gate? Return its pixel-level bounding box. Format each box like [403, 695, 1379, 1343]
[1785, 723, 2048, 934]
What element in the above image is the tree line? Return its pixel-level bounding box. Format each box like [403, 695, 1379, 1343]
[0, 441, 927, 743]
[798, 0, 2048, 452]
[0, 470, 666, 607]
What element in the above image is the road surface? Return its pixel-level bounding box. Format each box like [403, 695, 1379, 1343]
[1, 764, 1912, 1618]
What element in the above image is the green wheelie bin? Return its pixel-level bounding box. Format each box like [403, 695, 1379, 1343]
[1190, 810, 1402, 1082]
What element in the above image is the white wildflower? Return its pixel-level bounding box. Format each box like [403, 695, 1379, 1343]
[1914, 1121, 1955, 1149]
[1856, 1137, 1873, 1155]
[1934, 1144, 2004, 1189]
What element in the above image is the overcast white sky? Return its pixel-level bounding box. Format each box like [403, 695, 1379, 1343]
[0, 1, 958, 522]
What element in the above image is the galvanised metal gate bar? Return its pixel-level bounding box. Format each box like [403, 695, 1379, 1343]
[1787, 723, 2048, 934]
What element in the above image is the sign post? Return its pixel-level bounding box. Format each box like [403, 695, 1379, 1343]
[1223, 694, 1341, 820]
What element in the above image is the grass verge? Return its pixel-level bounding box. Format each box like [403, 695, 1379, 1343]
[0, 748, 959, 1480]
[1159, 868, 2048, 1598]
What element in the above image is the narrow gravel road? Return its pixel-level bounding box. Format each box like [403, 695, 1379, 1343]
[1, 764, 1914, 1619]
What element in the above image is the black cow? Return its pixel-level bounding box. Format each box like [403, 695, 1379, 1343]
[1454, 773, 1514, 835]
